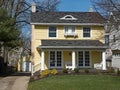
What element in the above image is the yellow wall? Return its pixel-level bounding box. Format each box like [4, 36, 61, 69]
[32, 25, 105, 71]
[91, 51, 102, 67]
[34, 25, 105, 43]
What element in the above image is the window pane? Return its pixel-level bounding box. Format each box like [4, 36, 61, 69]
[83, 27, 91, 37]
[85, 51, 90, 66]
[65, 26, 75, 33]
[49, 26, 56, 37]
[49, 33, 56, 37]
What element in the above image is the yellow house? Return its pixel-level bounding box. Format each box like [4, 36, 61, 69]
[31, 4, 108, 73]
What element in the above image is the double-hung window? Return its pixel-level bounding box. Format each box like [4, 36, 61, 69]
[64, 26, 77, 37]
[65, 26, 75, 34]
[83, 27, 91, 38]
[49, 26, 57, 37]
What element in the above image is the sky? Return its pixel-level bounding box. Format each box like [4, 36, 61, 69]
[58, 0, 92, 12]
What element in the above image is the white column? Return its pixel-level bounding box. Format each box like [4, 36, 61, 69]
[41, 50, 45, 71]
[72, 51, 76, 70]
[102, 51, 106, 70]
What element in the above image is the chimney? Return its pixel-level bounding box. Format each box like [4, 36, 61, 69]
[32, 2, 36, 12]
[89, 7, 94, 12]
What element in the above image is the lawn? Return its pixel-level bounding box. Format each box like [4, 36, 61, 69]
[28, 75, 120, 90]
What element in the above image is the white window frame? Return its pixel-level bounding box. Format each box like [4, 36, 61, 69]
[48, 26, 57, 38]
[65, 26, 75, 34]
[82, 27, 91, 38]
[64, 26, 77, 37]
[77, 51, 91, 68]
[49, 51, 63, 68]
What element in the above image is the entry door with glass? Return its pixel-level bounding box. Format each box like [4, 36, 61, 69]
[49, 51, 62, 68]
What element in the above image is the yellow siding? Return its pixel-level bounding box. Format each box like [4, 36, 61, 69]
[91, 51, 102, 67]
[32, 25, 105, 71]
[34, 25, 105, 43]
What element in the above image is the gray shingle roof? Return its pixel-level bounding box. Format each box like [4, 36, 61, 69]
[31, 11, 105, 24]
[39, 40, 108, 49]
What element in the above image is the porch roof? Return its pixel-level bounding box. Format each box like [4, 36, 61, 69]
[38, 40, 108, 49]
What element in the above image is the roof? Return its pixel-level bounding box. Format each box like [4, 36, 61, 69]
[31, 11, 105, 25]
[38, 40, 108, 49]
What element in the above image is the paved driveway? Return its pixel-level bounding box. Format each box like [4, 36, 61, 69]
[0, 73, 30, 90]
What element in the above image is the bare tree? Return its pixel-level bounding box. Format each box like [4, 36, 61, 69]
[33, 0, 60, 11]
[91, 0, 120, 49]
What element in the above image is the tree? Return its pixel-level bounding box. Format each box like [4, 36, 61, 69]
[0, 9, 21, 63]
[0, 0, 60, 71]
[33, 0, 60, 11]
[91, 0, 120, 49]
[91, 0, 120, 18]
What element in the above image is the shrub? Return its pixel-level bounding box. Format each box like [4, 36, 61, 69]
[107, 67, 115, 73]
[40, 69, 58, 78]
[84, 68, 89, 73]
[63, 68, 68, 73]
[51, 69, 58, 75]
[74, 68, 79, 73]
[117, 69, 120, 75]
[40, 69, 51, 77]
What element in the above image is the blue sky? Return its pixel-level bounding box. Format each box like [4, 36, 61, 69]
[58, 0, 92, 12]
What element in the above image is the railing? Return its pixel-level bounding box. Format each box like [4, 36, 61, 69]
[31, 62, 41, 76]
[94, 63, 103, 70]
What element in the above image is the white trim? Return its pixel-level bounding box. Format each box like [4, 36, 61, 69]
[64, 26, 78, 37]
[49, 51, 63, 69]
[77, 51, 91, 68]
[41, 50, 45, 70]
[82, 26, 92, 38]
[102, 51, 106, 70]
[31, 23, 104, 26]
[48, 26, 58, 38]
[60, 15, 77, 20]
[72, 51, 76, 70]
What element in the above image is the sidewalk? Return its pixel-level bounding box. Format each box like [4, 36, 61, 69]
[0, 72, 30, 90]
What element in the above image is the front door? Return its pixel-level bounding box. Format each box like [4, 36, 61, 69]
[78, 51, 91, 68]
[49, 51, 62, 68]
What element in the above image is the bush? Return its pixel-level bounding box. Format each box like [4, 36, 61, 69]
[117, 69, 120, 75]
[63, 68, 68, 73]
[107, 67, 115, 73]
[51, 69, 58, 75]
[84, 68, 89, 73]
[40, 69, 58, 78]
[74, 68, 79, 73]
[40, 69, 51, 77]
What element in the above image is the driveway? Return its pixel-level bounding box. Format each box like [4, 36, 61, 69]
[0, 72, 30, 90]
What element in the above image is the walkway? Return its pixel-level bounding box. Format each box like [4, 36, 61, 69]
[0, 72, 30, 90]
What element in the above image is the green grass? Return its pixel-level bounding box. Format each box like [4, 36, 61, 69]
[28, 75, 120, 90]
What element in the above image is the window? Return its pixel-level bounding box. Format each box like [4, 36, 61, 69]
[49, 26, 57, 37]
[60, 15, 77, 20]
[78, 51, 90, 67]
[83, 27, 91, 37]
[113, 35, 116, 42]
[105, 35, 109, 45]
[49, 51, 62, 68]
[65, 26, 75, 34]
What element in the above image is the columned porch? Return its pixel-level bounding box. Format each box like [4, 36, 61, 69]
[40, 49, 106, 71]
[39, 39, 107, 71]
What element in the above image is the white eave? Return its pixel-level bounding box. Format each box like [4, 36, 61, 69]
[31, 23, 104, 26]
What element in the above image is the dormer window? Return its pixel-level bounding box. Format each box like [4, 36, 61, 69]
[60, 15, 77, 20]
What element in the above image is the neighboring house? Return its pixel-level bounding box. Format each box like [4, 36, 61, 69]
[8, 47, 31, 72]
[31, 3, 107, 73]
[106, 12, 120, 69]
